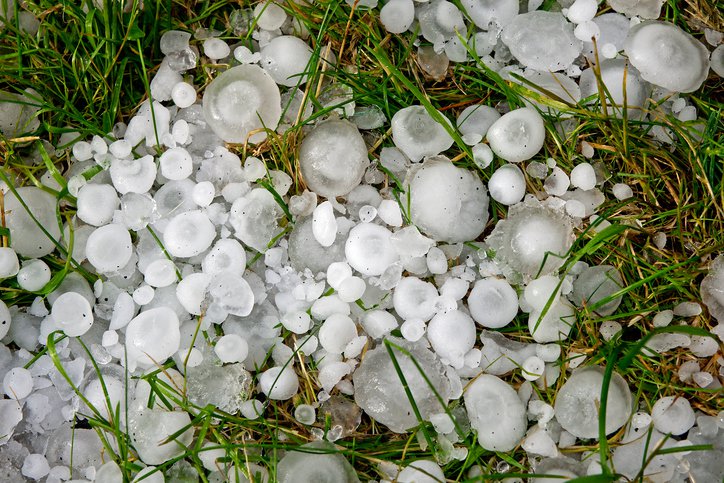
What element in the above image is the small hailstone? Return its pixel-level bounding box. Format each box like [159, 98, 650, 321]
[241, 399, 265, 419]
[163, 210, 216, 258]
[651, 396, 696, 435]
[294, 404, 316, 425]
[380, 0, 415, 34]
[215, 334, 248, 363]
[102, 330, 118, 347]
[51, 291, 94, 337]
[17, 259, 51, 292]
[427, 310, 476, 368]
[574, 20, 600, 42]
[345, 223, 399, 276]
[358, 205, 377, 223]
[259, 366, 299, 400]
[377, 199, 403, 227]
[192, 181, 215, 207]
[601, 43, 618, 58]
[132, 285, 155, 305]
[465, 374, 527, 451]
[0, 247, 20, 278]
[689, 335, 718, 358]
[234, 46, 260, 64]
[536, 344, 561, 363]
[203, 37, 230, 60]
[565, 199, 586, 218]
[253, 1, 287, 31]
[312, 201, 337, 247]
[467, 278, 518, 329]
[521, 356, 545, 381]
[109, 139, 132, 158]
[171, 82, 196, 108]
[673, 301, 701, 317]
[566, 0, 597, 24]
[160, 147, 193, 180]
[260, 35, 313, 87]
[600, 320, 622, 341]
[526, 160, 547, 179]
[472, 143, 494, 169]
[678, 361, 699, 382]
[652, 310, 674, 327]
[4, 367, 33, 399]
[281, 311, 312, 334]
[319, 314, 357, 354]
[544, 166, 570, 196]
[338, 276, 366, 303]
[426, 247, 448, 274]
[400, 318, 426, 342]
[21, 454, 50, 480]
[570, 162, 596, 190]
[72, 141, 93, 161]
[488, 164, 526, 206]
[77, 184, 119, 226]
[612, 183, 633, 200]
[486, 107, 545, 163]
[692, 371, 713, 388]
[391, 105, 453, 162]
[361, 310, 398, 339]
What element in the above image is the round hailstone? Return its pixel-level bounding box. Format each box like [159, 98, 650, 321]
[208, 272, 255, 317]
[319, 314, 357, 354]
[456, 104, 501, 145]
[259, 366, 299, 400]
[229, 188, 283, 253]
[467, 278, 519, 328]
[163, 210, 215, 258]
[393, 277, 438, 322]
[501, 11, 582, 72]
[427, 310, 476, 368]
[125, 307, 181, 369]
[214, 334, 248, 363]
[16, 259, 50, 292]
[86, 224, 133, 273]
[4, 186, 62, 258]
[253, 1, 287, 31]
[461, 0, 519, 30]
[579, 59, 650, 117]
[569, 264, 624, 316]
[397, 460, 445, 483]
[299, 119, 369, 198]
[700, 254, 724, 323]
[202, 238, 247, 275]
[202, 64, 281, 144]
[465, 374, 527, 451]
[144, 259, 177, 288]
[569, 163, 596, 191]
[486, 107, 546, 163]
[651, 396, 696, 436]
[294, 404, 316, 425]
[76, 184, 119, 226]
[110, 155, 157, 195]
[0, 299, 11, 339]
[488, 164, 526, 205]
[277, 441, 360, 483]
[380, 0, 415, 34]
[519, 72, 582, 114]
[407, 157, 489, 242]
[524, 275, 561, 311]
[554, 366, 632, 439]
[528, 297, 576, 343]
[260, 35, 313, 87]
[51, 291, 94, 337]
[624, 21, 710, 93]
[344, 223, 399, 276]
[171, 82, 196, 108]
[176, 273, 211, 315]
[159, 147, 193, 180]
[566, 0, 597, 24]
[0, 247, 19, 278]
[391, 105, 454, 162]
[3, 367, 33, 399]
[203, 37, 230, 60]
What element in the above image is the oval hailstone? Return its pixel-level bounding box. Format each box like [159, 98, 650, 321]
[163, 210, 215, 258]
[202, 64, 281, 143]
[461, 0, 519, 30]
[467, 278, 519, 328]
[579, 59, 650, 117]
[569, 264, 625, 316]
[380, 0, 415, 34]
[465, 374, 527, 451]
[345, 223, 399, 276]
[427, 310, 476, 368]
[554, 366, 632, 439]
[4, 186, 61, 258]
[624, 21, 710, 93]
[51, 292, 94, 337]
[86, 224, 133, 273]
[456, 104, 500, 145]
[229, 188, 283, 253]
[486, 107, 546, 163]
[77, 184, 119, 226]
[125, 307, 181, 369]
[528, 297, 576, 343]
[488, 164, 526, 205]
[501, 11, 582, 72]
[0, 299, 11, 339]
[277, 441, 360, 483]
[391, 105, 454, 162]
[299, 119, 369, 198]
[407, 157, 489, 242]
[260, 35, 313, 87]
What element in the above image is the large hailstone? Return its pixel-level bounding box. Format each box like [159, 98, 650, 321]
[701, 254, 724, 322]
[486, 107, 546, 163]
[125, 307, 181, 369]
[163, 210, 216, 258]
[277, 441, 360, 483]
[467, 278, 519, 328]
[259, 35, 313, 87]
[299, 119, 369, 198]
[406, 157, 489, 242]
[579, 59, 650, 118]
[391, 105, 454, 162]
[501, 12, 582, 72]
[202, 64, 281, 143]
[464, 374, 527, 451]
[345, 223, 399, 276]
[554, 366, 632, 439]
[353, 338, 451, 433]
[4, 186, 61, 258]
[129, 408, 194, 465]
[624, 21, 710, 93]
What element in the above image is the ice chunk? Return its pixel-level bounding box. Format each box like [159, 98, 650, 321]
[277, 441, 360, 483]
[202, 238, 246, 275]
[608, 0, 665, 19]
[345, 223, 399, 276]
[406, 157, 489, 242]
[163, 210, 215, 258]
[397, 460, 445, 483]
[77, 184, 119, 226]
[465, 374, 526, 451]
[418, 0, 465, 46]
[467, 278, 519, 328]
[129, 408, 194, 465]
[229, 188, 283, 252]
[569, 163, 596, 191]
[486, 107, 545, 163]
[461, 0, 518, 30]
[21, 453, 50, 480]
[299, 119, 369, 198]
[528, 297, 576, 343]
[186, 356, 251, 413]
[51, 291, 94, 337]
[171, 81, 196, 108]
[125, 307, 181, 369]
[651, 395, 695, 435]
[569, 264, 624, 316]
[380, 0, 415, 34]
[86, 224, 133, 273]
[4, 186, 61, 258]
[202, 64, 281, 143]
[259, 366, 299, 400]
[0, 399, 23, 444]
[554, 366, 632, 439]
[208, 272, 255, 317]
[391, 106, 453, 162]
[579, 59, 649, 117]
[701, 254, 724, 322]
[488, 164, 526, 205]
[427, 310, 476, 368]
[393, 277, 438, 322]
[501, 12, 582, 72]
[624, 21, 709, 93]
[353, 338, 451, 433]
[567, 0, 597, 24]
[320, 314, 357, 354]
[260, 35, 313, 87]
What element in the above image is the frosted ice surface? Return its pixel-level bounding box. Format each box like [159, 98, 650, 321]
[345, 223, 399, 276]
[461, 0, 519, 30]
[391, 106, 453, 162]
[4, 186, 61, 258]
[407, 157, 489, 242]
[488, 164, 526, 206]
[554, 366, 632, 439]
[277, 441, 360, 483]
[380, 0, 415, 34]
[260, 35, 313, 87]
[566, 0, 597, 24]
[186, 356, 251, 413]
[312, 201, 337, 247]
[467, 278, 519, 328]
[0, 400, 23, 444]
[701, 254, 724, 322]
[76, 184, 119, 226]
[163, 210, 215, 258]
[125, 307, 181, 369]
[569, 264, 624, 316]
[202, 65, 281, 143]
[0, 299, 10, 339]
[501, 12, 582, 72]
[608, 0, 665, 19]
[86, 224, 133, 273]
[651, 395, 695, 435]
[288, 216, 346, 274]
[353, 338, 451, 433]
[519, 72, 581, 113]
[486, 107, 545, 163]
[208, 272, 255, 317]
[624, 21, 710, 93]
[456, 104, 500, 146]
[0, 247, 19, 279]
[229, 188, 283, 252]
[427, 310, 476, 368]
[418, 0, 465, 46]
[299, 119, 369, 198]
[110, 155, 157, 194]
[465, 374, 526, 451]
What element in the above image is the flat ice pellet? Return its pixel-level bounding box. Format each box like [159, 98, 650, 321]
[86, 224, 133, 273]
[171, 82, 197, 109]
[358, 205, 377, 223]
[337, 276, 366, 303]
[281, 311, 312, 334]
[144, 259, 177, 287]
[312, 201, 337, 247]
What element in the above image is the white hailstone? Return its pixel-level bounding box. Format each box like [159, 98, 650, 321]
[524, 275, 562, 311]
[624, 21, 710, 93]
[110, 155, 157, 195]
[159, 147, 192, 180]
[544, 166, 570, 197]
[129, 408, 193, 465]
[294, 404, 316, 425]
[701, 255, 724, 323]
[600, 320, 623, 341]
[260, 35, 313, 86]
[567, 0, 598, 24]
[203, 37, 230, 60]
[16, 259, 51, 292]
[72, 140, 92, 161]
[426, 247, 447, 274]
[51, 291, 94, 337]
[652, 310, 674, 328]
[380, 0, 415, 34]
[163, 210, 215, 258]
[191, 181, 215, 207]
[461, 0, 519, 30]
[457, 104, 501, 146]
[109, 292, 135, 330]
[393, 276, 439, 322]
[377, 199, 403, 227]
[253, 1, 287, 31]
[391, 105, 454, 162]
[132, 467, 164, 483]
[711, 44, 724, 77]
[693, 371, 713, 387]
[327, 261, 353, 290]
[86, 223, 132, 273]
[345, 223, 399, 276]
[133, 286, 154, 305]
[521, 356, 545, 381]
[202, 238, 246, 276]
[397, 460, 445, 483]
[612, 183, 633, 200]
[0, 300, 10, 339]
[601, 43, 618, 58]
[465, 374, 527, 451]
[579, 59, 649, 118]
[651, 396, 696, 436]
[312, 201, 337, 247]
[536, 343, 561, 363]
[407, 157, 489, 242]
[0, 247, 19, 278]
[241, 399, 265, 419]
[427, 310, 476, 368]
[358, 205, 377, 223]
[4, 367, 33, 399]
[472, 143, 494, 169]
[175, 273, 210, 315]
[21, 454, 50, 480]
[361, 310, 398, 339]
[0, 399, 23, 444]
[319, 314, 357, 354]
[468, 278, 518, 328]
[486, 107, 545, 163]
[259, 366, 299, 400]
[208, 272, 255, 316]
[574, 20, 600, 42]
[109, 139, 132, 158]
[689, 335, 718, 358]
[488, 164, 526, 205]
[282, 311, 312, 334]
[125, 307, 181, 369]
[143, 259, 176, 288]
[570, 163, 596, 190]
[338, 276, 366, 302]
[400, 318, 426, 342]
[76, 184, 119, 226]
[565, 199, 586, 218]
[528, 297, 576, 343]
[171, 82, 197, 108]
[4, 186, 62, 258]
[102, 330, 119, 347]
[214, 334, 248, 363]
[203, 65, 281, 144]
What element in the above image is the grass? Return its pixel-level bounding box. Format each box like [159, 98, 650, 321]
[1, 0, 723, 481]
